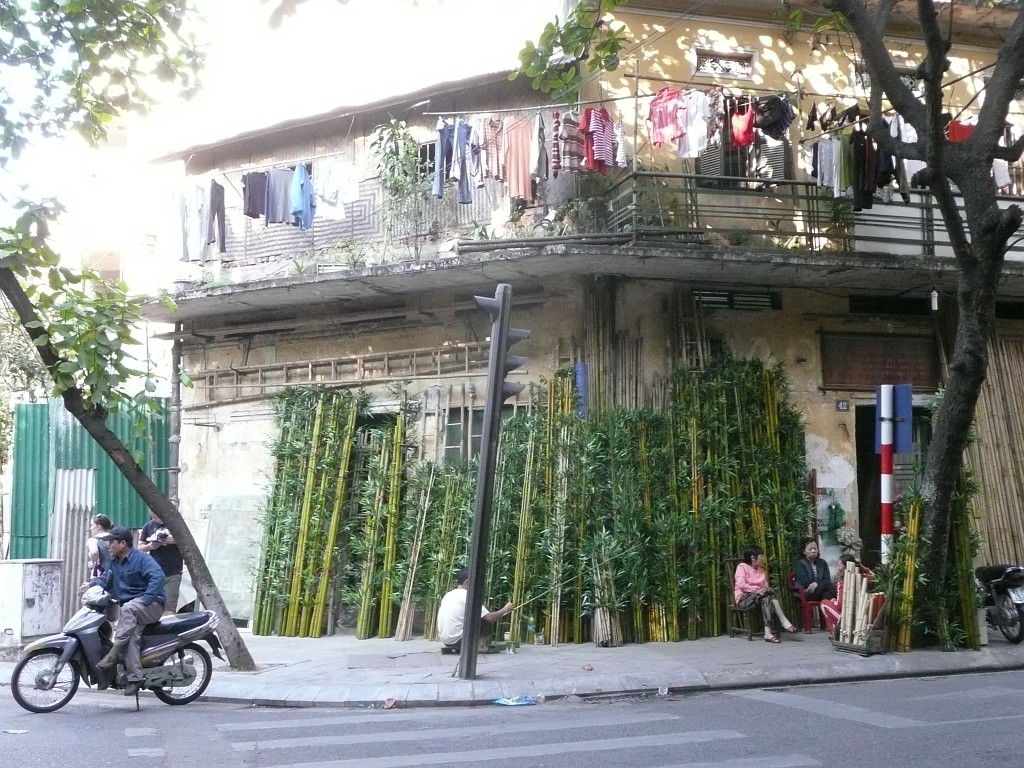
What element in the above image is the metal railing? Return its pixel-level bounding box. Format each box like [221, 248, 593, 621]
[604, 170, 1024, 261]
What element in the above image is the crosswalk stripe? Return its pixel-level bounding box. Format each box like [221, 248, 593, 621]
[728, 690, 924, 729]
[278, 730, 746, 768]
[647, 756, 820, 768]
[127, 748, 166, 758]
[232, 711, 680, 751]
[217, 706, 550, 732]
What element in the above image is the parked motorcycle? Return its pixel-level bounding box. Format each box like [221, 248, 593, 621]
[977, 564, 1024, 644]
[10, 587, 223, 713]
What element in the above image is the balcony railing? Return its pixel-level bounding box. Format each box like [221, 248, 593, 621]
[603, 170, 1024, 261]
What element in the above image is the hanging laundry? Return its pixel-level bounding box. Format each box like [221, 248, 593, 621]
[265, 168, 295, 225]
[947, 119, 975, 142]
[314, 158, 347, 220]
[581, 106, 614, 172]
[706, 88, 725, 147]
[532, 114, 549, 181]
[290, 164, 316, 230]
[180, 181, 208, 263]
[484, 118, 504, 180]
[242, 171, 267, 218]
[432, 118, 455, 199]
[677, 90, 710, 159]
[647, 87, 685, 146]
[449, 118, 473, 204]
[559, 110, 584, 173]
[730, 101, 755, 148]
[206, 179, 226, 252]
[851, 129, 877, 211]
[551, 112, 562, 177]
[755, 95, 796, 142]
[503, 117, 534, 200]
[613, 120, 628, 168]
[469, 121, 486, 188]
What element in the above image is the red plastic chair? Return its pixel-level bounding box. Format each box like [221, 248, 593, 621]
[787, 572, 822, 633]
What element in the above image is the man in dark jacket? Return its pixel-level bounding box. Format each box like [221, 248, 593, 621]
[84, 526, 165, 696]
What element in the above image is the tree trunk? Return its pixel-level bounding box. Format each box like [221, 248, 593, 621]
[0, 266, 256, 671]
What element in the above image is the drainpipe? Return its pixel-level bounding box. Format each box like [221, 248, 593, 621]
[169, 324, 182, 511]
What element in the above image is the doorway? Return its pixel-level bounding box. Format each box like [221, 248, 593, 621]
[855, 404, 932, 568]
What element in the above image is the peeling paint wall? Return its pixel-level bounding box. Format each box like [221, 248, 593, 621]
[178, 276, 978, 599]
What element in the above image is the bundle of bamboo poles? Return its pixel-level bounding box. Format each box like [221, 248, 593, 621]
[838, 568, 884, 646]
[253, 389, 366, 637]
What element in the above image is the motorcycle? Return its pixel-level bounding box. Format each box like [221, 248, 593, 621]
[976, 564, 1024, 644]
[10, 587, 223, 713]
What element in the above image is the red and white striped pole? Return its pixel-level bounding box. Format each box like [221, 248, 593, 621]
[880, 384, 894, 564]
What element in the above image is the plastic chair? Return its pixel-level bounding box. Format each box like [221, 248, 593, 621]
[787, 572, 822, 633]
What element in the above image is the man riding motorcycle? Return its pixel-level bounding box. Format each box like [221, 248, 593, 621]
[82, 525, 165, 696]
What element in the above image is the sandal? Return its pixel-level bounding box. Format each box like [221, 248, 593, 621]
[783, 625, 798, 633]
[764, 635, 781, 644]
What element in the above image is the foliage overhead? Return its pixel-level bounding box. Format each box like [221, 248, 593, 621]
[0, 0, 202, 167]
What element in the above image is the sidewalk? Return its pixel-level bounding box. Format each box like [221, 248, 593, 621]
[5, 629, 1023, 708]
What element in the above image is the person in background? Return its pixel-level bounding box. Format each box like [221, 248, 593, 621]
[820, 554, 876, 635]
[734, 545, 798, 643]
[87, 514, 114, 578]
[436, 568, 514, 654]
[139, 510, 183, 615]
[794, 536, 837, 601]
[84, 526, 165, 696]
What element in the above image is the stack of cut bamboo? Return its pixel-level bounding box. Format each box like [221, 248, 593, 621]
[837, 567, 886, 647]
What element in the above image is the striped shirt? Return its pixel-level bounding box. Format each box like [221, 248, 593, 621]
[559, 111, 584, 173]
[581, 107, 614, 172]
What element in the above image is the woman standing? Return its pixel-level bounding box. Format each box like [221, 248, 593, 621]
[794, 536, 837, 601]
[734, 545, 798, 643]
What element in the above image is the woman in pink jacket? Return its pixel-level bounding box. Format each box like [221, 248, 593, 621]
[734, 545, 798, 643]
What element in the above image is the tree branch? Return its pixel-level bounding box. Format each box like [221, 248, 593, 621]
[826, 0, 926, 131]
[992, 134, 1024, 163]
[0, 265, 256, 670]
[973, 9, 1024, 161]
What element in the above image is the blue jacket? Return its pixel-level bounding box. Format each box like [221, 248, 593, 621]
[91, 547, 166, 607]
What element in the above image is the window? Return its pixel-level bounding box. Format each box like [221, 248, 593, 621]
[696, 290, 779, 311]
[696, 98, 791, 188]
[855, 64, 922, 97]
[694, 49, 754, 79]
[418, 141, 437, 180]
[444, 405, 514, 463]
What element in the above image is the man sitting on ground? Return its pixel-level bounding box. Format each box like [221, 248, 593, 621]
[436, 568, 514, 654]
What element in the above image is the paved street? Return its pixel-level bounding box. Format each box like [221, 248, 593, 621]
[4, 669, 1024, 767]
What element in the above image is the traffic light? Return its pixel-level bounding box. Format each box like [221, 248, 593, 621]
[457, 283, 530, 680]
[474, 284, 530, 405]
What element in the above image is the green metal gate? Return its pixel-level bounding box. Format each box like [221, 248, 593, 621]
[9, 400, 169, 558]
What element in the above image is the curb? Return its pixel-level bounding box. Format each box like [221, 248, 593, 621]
[193, 653, 1024, 710]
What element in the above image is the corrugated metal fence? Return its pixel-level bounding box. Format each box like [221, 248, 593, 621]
[9, 400, 169, 558]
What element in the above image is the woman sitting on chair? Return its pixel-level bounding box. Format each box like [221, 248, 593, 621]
[794, 537, 837, 601]
[820, 554, 876, 635]
[734, 545, 798, 643]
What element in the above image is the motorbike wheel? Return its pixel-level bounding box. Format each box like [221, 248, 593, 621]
[152, 643, 212, 705]
[10, 649, 80, 713]
[997, 593, 1024, 644]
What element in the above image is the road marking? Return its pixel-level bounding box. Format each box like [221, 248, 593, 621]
[127, 748, 166, 757]
[649, 756, 820, 768]
[280, 731, 746, 768]
[728, 690, 926, 729]
[216, 706, 540, 732]
[124, 727, 159, 737]
[232, 711, 680, 751]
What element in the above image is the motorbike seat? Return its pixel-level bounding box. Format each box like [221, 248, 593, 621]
[975, 564, 1023, 583]
[142, 611, 211, 636]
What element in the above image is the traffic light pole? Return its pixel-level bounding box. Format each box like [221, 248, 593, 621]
[457, 284, 528, 680]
